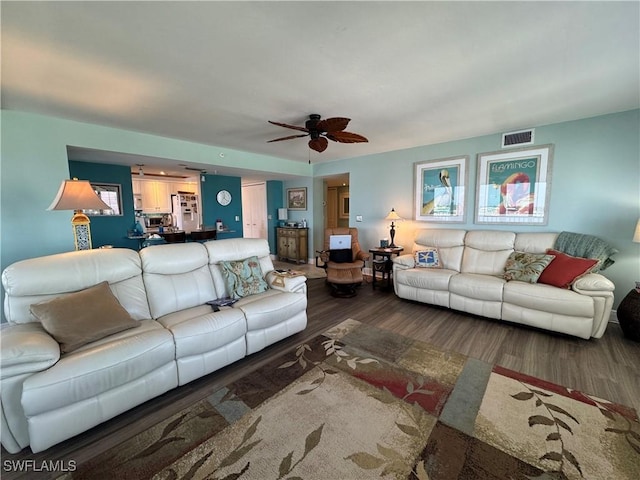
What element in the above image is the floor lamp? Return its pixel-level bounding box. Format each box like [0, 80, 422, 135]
[385, 208, 402, 248]
[48, 178, 111, 250]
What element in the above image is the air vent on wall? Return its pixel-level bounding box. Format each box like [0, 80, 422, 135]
[501, 129, 534, 148]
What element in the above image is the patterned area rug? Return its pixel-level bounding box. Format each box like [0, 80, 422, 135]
[273, 260, 326, 279]
[62, 319, 640, 479]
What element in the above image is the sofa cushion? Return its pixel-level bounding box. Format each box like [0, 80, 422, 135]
[412, 229, 465, 271]
[234, 289, 307, 332]
[415, 248, 442, 268]
[461, 231, 515, 275]
[394, 267, 456, 291]
[449, 273, 505, 302]
[503, 281, 594, 317]
[30, 282, 140, 353]
[503, 252, 555, 283]
[157, 305, 247, 358]
[220, 256, 269, 299]
[538, 249, 599, 288]
[141, 243, 217, 318]
[2, 248, 150, 325]
[21, 320, 176, 416]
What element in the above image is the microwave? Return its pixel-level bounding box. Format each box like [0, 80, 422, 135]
[144, 216, 164, 228]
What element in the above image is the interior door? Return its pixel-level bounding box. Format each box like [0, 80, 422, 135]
[241, 183, 267, 239]
[326, 187, 338, 228]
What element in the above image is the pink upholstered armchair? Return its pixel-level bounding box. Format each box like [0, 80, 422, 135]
[316, 227, 370, 297]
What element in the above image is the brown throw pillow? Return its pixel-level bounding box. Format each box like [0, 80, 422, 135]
[30, 281, 140, 353]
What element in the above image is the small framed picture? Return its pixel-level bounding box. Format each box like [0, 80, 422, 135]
[287, 187, 307, 210]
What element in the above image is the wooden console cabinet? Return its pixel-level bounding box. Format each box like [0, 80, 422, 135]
[277, 227, 308, 264]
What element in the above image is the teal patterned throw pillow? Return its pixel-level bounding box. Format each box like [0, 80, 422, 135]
[503, 251, 555, 283]
[220, 256, 269, 299]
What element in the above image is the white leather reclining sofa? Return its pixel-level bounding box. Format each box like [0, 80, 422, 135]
[393, 229, 615, 340]
[0, 238, 307, 453]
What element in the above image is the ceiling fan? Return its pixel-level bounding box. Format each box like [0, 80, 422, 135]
[267, 114, 368, 153]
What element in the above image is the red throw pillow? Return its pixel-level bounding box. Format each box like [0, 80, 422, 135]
[537, 249, 599, 288]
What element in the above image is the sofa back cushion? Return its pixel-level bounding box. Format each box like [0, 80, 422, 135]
[205, 238, 274, 298]
[514, 232, 558, 254]
[2, 248, 150, 324]
[140, 243, 216, 318]
[412, 229, 466, 272]
[461, 230, 516, 276]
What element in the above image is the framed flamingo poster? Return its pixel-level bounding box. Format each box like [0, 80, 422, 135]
[475, 144, 554, 225]
[414, 156, 468, 223]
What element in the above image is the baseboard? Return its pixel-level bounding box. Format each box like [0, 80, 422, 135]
[610, 309, 619, 324]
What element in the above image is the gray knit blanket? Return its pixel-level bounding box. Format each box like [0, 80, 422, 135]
[554, 231, 618, 272]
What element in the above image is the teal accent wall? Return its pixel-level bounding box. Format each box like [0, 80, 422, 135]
[68, 161, 139, 249]
[200, 174, 243, 238]
[266, 180, 284, 254]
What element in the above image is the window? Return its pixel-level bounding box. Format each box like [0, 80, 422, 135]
[84, 183, 123, 216]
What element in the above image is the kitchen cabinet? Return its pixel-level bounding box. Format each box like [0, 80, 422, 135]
[171, 182, 197, 195]
[277, 227, 308, 264]
[140, 180, 171, 213]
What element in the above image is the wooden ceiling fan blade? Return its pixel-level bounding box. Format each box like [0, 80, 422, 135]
[316, 117, 350, 133]
[308, 137, 328, 152]
[326, 131, 369, 143]
[268, 120, 309, 133]
[267, 134, 309, 143]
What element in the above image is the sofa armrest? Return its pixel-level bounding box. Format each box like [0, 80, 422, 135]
[0, 323, 60, 380]
[571, 273, 615, 295]
[392, 254, 416, 270]
[265, 271, 308, 294]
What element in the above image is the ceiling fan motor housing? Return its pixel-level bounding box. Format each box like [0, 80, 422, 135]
[306, 114, 321, 135]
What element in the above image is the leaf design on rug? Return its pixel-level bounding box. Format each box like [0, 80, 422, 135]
[346, 443, 408, 476]
[511, 384, 584, 478]
[279, 340, 379, 395]
[131, 412, 188, 460]
[589, 396, 640, 456]
[346, 396, 427, 477]
[276, 424, 325, 479]
[402, 375, 435, 402]
[278, 344, 314, 370]
[183, 416, 263, 480]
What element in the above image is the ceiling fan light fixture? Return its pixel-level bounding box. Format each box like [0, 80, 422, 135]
[267, 114, 368, 153]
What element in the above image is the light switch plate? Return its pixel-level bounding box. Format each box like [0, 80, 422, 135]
[356, 215, 363, 222]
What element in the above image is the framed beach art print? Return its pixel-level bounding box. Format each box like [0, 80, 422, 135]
[414, 156, 468, 223]
[475, 144, 554, 225]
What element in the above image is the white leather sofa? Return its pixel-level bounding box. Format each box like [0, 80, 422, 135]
[393, 229, 615, 340]
[0, 238, 307, 453]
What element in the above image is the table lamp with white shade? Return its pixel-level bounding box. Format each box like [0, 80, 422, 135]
[385, 208, 403, 248]
[48, 178, 111, 250]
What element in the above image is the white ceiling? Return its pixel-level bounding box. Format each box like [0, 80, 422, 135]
[2, 1, 639, 178]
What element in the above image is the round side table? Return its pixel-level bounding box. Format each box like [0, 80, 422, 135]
[617, 289, 640, 342]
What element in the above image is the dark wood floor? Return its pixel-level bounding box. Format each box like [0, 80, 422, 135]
[3, 276, 639, 479]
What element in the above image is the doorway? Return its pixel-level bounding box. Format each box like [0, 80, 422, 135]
[323, 174, 350, 229]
